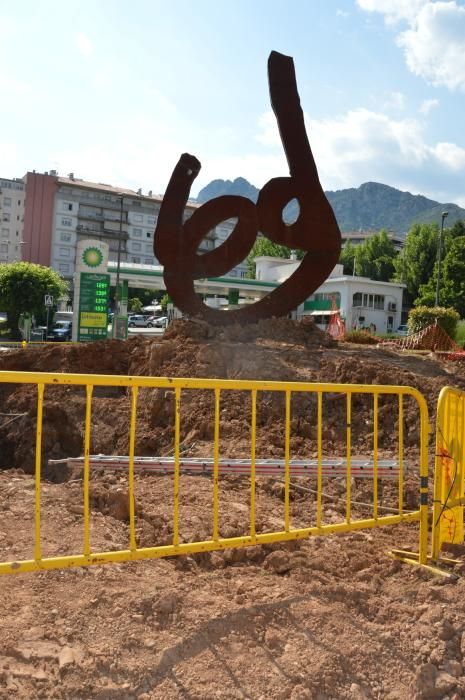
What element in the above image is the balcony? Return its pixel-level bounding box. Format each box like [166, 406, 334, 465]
[76, 224, 103, 234]
[303, 299, 340, 312]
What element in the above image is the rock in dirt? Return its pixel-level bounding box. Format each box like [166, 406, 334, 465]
[290, 685, 314, 700]
[412, 663, 458, 699]
[264, 627, 284, 651]
[443, 660, 462, 678]
[412, 663, 437, 699]
[58, 646, 81, 669]
[434, 671, 457, 695]
[349, 683, 371, 700]
[155, 592, 179, 615]
[264, 550, 292, 574]
[438, 619, 456, 641]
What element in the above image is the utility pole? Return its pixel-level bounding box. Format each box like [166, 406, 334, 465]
[113, 194, 124, 337]
[435, 211, 449, 306]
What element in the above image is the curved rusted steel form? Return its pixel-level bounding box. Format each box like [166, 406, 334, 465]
[154, 51, 341, 324]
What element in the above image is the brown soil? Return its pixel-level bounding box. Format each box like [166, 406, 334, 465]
[1, 318, 465, 699]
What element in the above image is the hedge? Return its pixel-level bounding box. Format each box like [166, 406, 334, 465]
[408, 306, 459, 337]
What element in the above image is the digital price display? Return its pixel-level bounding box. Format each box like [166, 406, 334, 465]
[78, 272, 110, 342]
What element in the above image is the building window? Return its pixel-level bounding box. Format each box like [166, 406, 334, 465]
[132, 228, 142, 237]
[147, 216, 156, 225]
[61, 217, 72, 227]
[146, 231, 151, 238]
[63, 202, 73, 212]
[132, 214, 143, 222]
[314, 292, 341, 304]
[131, 256, 141, 263]
[59, 247, 70, 257]
[145, 244, 152, 253]
[353, 292, 384, 309]
[2, 213, 10, 222]
[1, 228, 9, 238]
[3, 197, 11, 206]
[144, 257, 152, 264]
[59, 263, 70, 273]
[60, 232, 72, 242]
[0, 243, 8, 253]
[132, 242, 141, 252]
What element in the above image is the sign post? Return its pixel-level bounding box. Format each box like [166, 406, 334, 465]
[78, 273, 110, 342]
[72, 241, 110, 342]
[44, 294, 53, 336]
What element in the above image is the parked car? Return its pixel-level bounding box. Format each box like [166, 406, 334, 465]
[48, 321, 72, 341]
[128, 314, 152, 328]
[147, 315, 167, 328]
[396, 325, 409, 336]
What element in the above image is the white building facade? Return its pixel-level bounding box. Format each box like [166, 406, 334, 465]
[0, 177, 25, 263]
[255, 258, 404, 334]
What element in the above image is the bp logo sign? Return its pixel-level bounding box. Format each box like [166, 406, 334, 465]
[82, 247, 103, 268]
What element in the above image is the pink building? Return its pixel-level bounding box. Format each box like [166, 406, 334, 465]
[22, 171, 58, 266]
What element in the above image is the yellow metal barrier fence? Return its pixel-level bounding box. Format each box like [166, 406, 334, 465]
[431, 387, 465, 562]
[0, 371, 430, 575]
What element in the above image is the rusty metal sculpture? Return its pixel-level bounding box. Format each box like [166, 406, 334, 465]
[154, 50, 341, 324]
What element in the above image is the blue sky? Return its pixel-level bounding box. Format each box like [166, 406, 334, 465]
[1, 0, 465, 204]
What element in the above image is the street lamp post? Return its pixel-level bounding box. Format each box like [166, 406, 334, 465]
[435, 211, 449, 306]
[113, 194, 124, 337]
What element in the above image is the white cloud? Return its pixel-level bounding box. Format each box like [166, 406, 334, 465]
[431, 141, 465, 171]
[76, 33, 93, 58]
[419, 97, 439, 114]
[336, 9, 350, 18]
[383, 91, 406, 110]
[358, 1, 465, 91]
[398, 2, 465, 90]
[357, 0, 427, 25]
[255, 108, 465, 203]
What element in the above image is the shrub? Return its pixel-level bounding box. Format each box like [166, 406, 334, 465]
[408, 306, 459, 337]
[343, 330, 378, 345]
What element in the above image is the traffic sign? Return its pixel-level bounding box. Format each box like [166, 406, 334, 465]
[44, 295, 53, 307]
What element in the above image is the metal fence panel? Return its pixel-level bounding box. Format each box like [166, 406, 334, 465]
[0, 371, 430, 575]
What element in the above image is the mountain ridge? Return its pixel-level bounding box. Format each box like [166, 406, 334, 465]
[196, 179, 465, 234]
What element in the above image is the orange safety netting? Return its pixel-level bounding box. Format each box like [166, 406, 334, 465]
[327, 296, 345, 340]
[379, 320, 462, 354]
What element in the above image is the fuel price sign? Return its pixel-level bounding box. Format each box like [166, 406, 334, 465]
[78, 272, 110, 342]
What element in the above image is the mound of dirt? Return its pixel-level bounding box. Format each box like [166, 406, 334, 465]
[1, 318, 464, 475]
[2, 319, 465, 698]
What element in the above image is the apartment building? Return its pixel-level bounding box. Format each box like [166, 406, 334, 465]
[21, 170, 248, 281]
[341, 230, 405, 251]
[0, 177, 25, 263]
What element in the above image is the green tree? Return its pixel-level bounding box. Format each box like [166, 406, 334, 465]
[129, 296, 143, 313]
[414, 220, 465, 313]
[0, 262, 68, 339]
[339, 241, 356, 275]
[354, 229, 397, 281]
[393, 223, 439, 300]
[160, 293, 170, 312]
[417, 234, 465, 316]
[246, 237, 304, 278]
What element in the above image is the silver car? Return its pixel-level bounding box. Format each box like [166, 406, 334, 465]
[128, 315, 152, 328]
